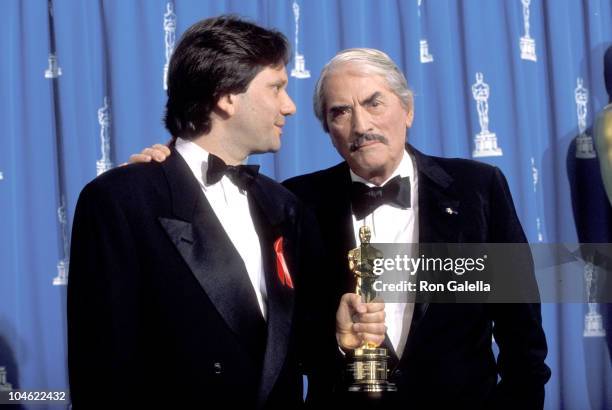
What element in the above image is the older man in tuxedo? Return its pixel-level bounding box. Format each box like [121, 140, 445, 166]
[135, 48, 551, 408]
[68, 18, 385, 409]
[284, 48, 551, 408]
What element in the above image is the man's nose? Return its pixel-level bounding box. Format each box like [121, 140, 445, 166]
[281, 92, 297, 116]
[351, 106, 371, 134]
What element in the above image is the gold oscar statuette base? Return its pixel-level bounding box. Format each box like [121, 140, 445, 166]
[347, 347, 397, 393]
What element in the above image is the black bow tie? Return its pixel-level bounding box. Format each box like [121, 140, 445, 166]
[350, 175, 411, 220]
[206, 153, 260, 190]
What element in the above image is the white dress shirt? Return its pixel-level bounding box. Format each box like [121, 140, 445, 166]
[350, 149, 418, 357]
[175, 138, 267, 319]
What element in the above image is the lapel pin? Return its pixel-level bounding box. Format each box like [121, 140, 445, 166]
[273, 236, 294, 289]
[445, 207, 458, 215]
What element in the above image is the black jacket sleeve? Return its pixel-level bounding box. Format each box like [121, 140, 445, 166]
[486, 167, 551, 409]
[67, 181, 143, 407]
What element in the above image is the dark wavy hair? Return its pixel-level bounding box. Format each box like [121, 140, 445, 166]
[164, 16, 290, 139]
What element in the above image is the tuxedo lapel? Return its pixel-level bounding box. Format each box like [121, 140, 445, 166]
[158, 149, 267, 361]
[411, 146, 461, 244]
[405, 145, 461, 343]
[247, 178, 296, 407]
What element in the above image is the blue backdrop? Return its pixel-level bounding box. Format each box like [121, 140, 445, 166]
[1, 1, 612, 408]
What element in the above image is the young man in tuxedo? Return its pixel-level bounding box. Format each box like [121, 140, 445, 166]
[67, 18, 385, 409]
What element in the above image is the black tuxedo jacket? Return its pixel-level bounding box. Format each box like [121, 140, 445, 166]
[68, 148, 326, 409]
[284, 145, 551, 409]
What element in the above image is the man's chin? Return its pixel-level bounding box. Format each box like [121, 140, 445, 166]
[251, 144, 281, 155]
[348, 157, 387, 178]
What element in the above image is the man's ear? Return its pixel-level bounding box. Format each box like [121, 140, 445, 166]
[406, 106, 414, 128]
[216, 94, 238, 116]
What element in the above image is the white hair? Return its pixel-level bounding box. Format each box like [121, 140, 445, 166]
[313, 48, 413, 132]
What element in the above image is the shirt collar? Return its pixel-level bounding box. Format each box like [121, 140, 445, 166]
[349, 149, 414, 187]
[175, 137, 251, 188]
[175, 137, 214, 186]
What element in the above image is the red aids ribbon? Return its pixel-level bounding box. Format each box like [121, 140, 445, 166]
[273, 237, 293, 289]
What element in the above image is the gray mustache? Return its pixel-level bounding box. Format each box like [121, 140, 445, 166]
[349, 133, 388, 152]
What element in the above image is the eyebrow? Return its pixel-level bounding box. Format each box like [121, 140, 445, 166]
[270, 79, 288, 87]
[328, 91, 384, 113]
[328, 104, 352, 115]
[361, 91, 383, 105]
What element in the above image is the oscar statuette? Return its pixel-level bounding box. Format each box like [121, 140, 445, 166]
[346, 226, 397, 400]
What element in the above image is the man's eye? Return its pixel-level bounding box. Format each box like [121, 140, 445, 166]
[370, 100, 381, 107]
[331, 107, 350, 118]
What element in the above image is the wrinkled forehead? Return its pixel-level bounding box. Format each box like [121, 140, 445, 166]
[327, 61, 389, 82]
[323, 62, 391, 99]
